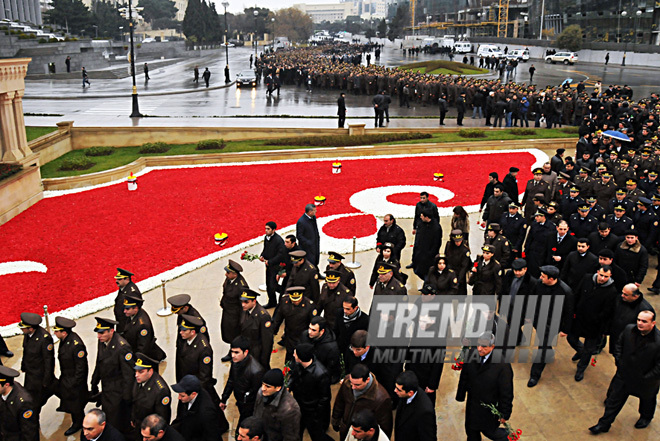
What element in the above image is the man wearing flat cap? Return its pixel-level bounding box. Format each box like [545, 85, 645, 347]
[326, 252, 356, 295]
[502, 167, 520, 205]
[167, 294, 209, 344]
[273, 287, 318, 361]
[318, 270, 352, 329]
[221, 259, 249, 362]
[122, 294, 166, 362]
[53, 317, 88, 436]
[0, 366, 39, 441]
[90, 317, 134, 434]
[254, 368, 301, 441]
[131, 353, 171, 434]
[18, 312, 55, 416]
[175, 315, 221, 407]
[261, 221, 288, 309]
[171, 375, 228, 440]
[521, 168, 550, 221]
[239, 289, 274, 369]
[527, 265, 574, 387]
[286, 250, 320, 303]
[373, 263, 407, 297]
[114, 268, 141, 330]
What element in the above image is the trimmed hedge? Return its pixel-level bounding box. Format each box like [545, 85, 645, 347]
[85, 146, 115, 157]
[0, 163, 22, 181]
[59, 156, 95, 171]
[267, 132, 433, 147]
[196, 139, 227, 150]
[457, 129, 487, 138]
[509, 128, 538, 136]
[138, 142, 170, 154]
[560, 126, 580, 134]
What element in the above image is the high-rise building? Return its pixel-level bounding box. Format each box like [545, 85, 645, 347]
[1, 0, 43, 25]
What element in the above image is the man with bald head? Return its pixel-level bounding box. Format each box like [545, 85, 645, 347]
[82, 408, 125, 441]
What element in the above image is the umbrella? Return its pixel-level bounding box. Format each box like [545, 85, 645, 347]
[561, 78, 573, 86]
[602, 130, 631, 142]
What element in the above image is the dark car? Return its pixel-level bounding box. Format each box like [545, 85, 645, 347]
[236, 69, 257, 87]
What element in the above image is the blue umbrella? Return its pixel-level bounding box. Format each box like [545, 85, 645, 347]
[602, 130, 631, 142]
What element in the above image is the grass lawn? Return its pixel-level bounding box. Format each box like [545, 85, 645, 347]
[26, 126, 58, 142]
[399, 60, 489, 76]
[41, 128, 577, 179]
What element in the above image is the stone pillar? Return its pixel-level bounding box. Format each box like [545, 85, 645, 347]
[0, 91, 21, 162]
[12, 90, 31, 157]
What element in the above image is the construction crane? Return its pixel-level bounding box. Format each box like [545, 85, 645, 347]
[411, 0, 416, 35]
[497, 0, 510, 37]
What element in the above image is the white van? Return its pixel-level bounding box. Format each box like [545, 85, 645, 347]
[477, 44, 504, 58]
[454, 41, 472, 53]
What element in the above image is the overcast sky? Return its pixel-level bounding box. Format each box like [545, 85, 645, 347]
[211, 0, 338, 14]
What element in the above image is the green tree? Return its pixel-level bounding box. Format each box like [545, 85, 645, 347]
[555, 24, 583, 52]
[92, 1, 127, 38]
[138, 0, 177, 23]
[387, 3, 409, 41]
[377, 18, 387, 38]
[44, 0, 93, 35]
[365, 28, 376, 41]
[271, 8, 313, 43]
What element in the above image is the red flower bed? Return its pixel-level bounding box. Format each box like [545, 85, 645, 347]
[386, 192, 441, 205]
[0, 151, 537, 325]
[322, 214, 378, 239]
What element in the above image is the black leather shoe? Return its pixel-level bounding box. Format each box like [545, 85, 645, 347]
[405, 264, 414, 269]
[64, 426, 82, 436]
[220, 353, 232, 362]
[588, 423, 610, 434]
[527, 378, 539, 388]
[0, 350, 13, 358]
[648, 288, 660, 295]
[572, 352, 581, 361]
[575, 371, 585, 382]
[634, 418, 652, 429]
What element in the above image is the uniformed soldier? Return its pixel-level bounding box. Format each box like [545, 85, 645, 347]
[614, 159, 636, 186]
[18, 312, 54, 416]
[521, 168, 550, 221]
[593, 172, 617, 209]
[167, 293, 209, 342]
[484, 223, 511, 268]
[286, 250, 320, 302]
[606, 204, 634, 237]
[318, 270, 352, 329]
[651, 193, 660, 215]
[52, 317, 88, 436]
[560, 185, 584, 219]
[373, 262, 407, 297]
[546, 201, 563, 225]
[554, 171, 573, 201]
[568, 204, 599, 238]
[633, 197, 659, 250]
[574, 167, 596, 197]
[0, 366, 39, 441]
[626, 178, 646, 204]
[220, 259, 249, 362]
[239, 289, 274, 370]
[122, 294, 166, 362]
[639, 170, 659, 195]
[131, 353, 171, 436]
[444, 229, 473, 296]
[114, 268, 141, 329]
[586, 196, 606, 222]
[606, 188, 634, 216]
[175, 314, 222, 407]
[524, 209, 556, 277]
[90, 317, 134, 434]
[468, 245, 503, 297]
[273, 286, 318, 361]
[325, 252, 356, 294]
[499, 202, 527, 260]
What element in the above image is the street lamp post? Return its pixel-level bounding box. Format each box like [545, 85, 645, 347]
[127, 0, 141, 117]
[636, 10, 642, 45]
[93, 25, 98, 39]
[222, 2, 229, 67]
[254, 10, 259, 58]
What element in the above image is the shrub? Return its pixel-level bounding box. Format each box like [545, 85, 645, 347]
[457, 129, 487, 138]
[560, 126, 580, 134]
[267, 132, 432, 147]
[48, 38, 58, 43]
[196, 139, 226, 150]
[0, 163, 22, 181]
[85, 146, 115, 157]
[138, 142, 170, 153]
[59, 156, 95, 171]
[509, 128, 537, 136]
[38, 38, 47, 43]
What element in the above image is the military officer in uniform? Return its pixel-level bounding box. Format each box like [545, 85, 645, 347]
[273, 287, 318, 361]
[521, 168, 550, 221]
[221, 259, 248, 362]
[167, 294, 208, 341]
[122, 294, 166, 362]
[569, 203, 599, 238]
[587, 196, 607, 222]
[373, 262, 407, 297]
[607, 204, 634, 237]
[607, 188, 634, 216]
[594, 172, 617, 209]
[317, 270, 352, 329]
[131, 354, 171, 439]
[575, 167, 596, 198]
[325, 252, 357, 294]
[18, 312, 54, 416]
[176, 315, 224, 411]
[239, 289, 274, 370]
[90, 317, 134, 434]
[499, 202, 527, 260]
[468, 245, 503, 297]
[484, 223, 511, 268]
[560, 185, 584, 219]
[114, 268, 141, 329]
[634, 197, 659, 250]
[0, 366, 39, 441]
[286, 250, 320, 303]
[52, 317, 88, 436]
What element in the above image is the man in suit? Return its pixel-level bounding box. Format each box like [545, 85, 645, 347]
[394, 371, 436, 441]
[545, 220, 577, 270]
[82, 408, 125, 441]
[171, 375, 227, 441]
[456, 333, 514, 441]
[261, 221, 288, 308]
[296, 204, 320, 266]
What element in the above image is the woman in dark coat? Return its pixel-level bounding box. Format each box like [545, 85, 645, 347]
[369, 242, 407, 288]
[426, 255, 459, 295]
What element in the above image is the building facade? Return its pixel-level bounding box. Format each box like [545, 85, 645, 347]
[1, 0, 43, 25]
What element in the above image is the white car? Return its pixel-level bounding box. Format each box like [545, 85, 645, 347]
[506, 49, 530, 62]
[142, 37, 157, 43]
[545, 52, 579, 65]
[221, 42, 235, 47]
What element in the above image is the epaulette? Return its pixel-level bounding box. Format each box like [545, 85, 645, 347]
[156, 380, 165, 389]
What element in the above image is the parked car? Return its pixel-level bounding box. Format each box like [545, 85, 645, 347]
[236, 69, 257, 87]
[229, 38, 244, 46]
[477, 44, 504, 59]
[506, 49, 530, 62]
[454, 41, 472, 53]
[545, 51, 578, 65]
[142, 37, 157, 43]
[221, 42, 235, 47]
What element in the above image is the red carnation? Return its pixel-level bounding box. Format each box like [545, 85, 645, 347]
[552, 247, 557, 252]
[474, 262, 479, 268]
